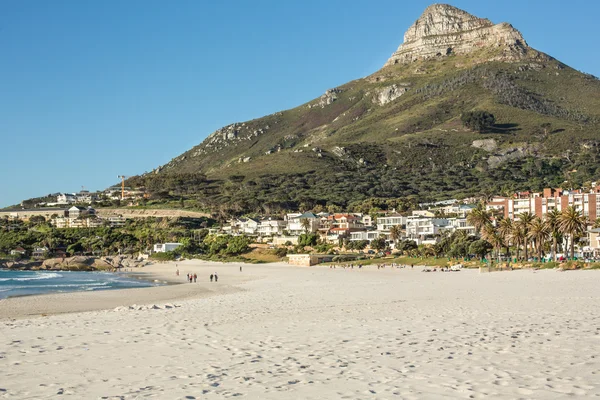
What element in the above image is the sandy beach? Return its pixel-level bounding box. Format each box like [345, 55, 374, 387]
[1, 262, 599, 399]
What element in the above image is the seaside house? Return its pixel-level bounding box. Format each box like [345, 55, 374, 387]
[257, 218, 286, 237]
[153, 243, 183, 253]
[405, 216, 451, 245]
[350, 230, 380, 242]
[286, 212, 320, 235]
[10, 247, 27, 256]
[376, 213, 407, 240]
[32, 246, 49, 258]
[320, 213, 366, 243]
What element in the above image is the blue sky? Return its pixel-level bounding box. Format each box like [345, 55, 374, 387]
[0, 0, 598, 207]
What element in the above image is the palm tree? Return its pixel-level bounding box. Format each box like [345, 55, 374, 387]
[467, 201, 492, 235]
[497, 217, 513, 263]
[511, 223, 526, 263]
[389, 225, 402, 244]
[527, 217, 550, 262]
[545, 209, 562, 261]
[482, 224, 504, 264]
[558, 206, 587, 260]
[300, 218, 311, 234]
[517, 212, 535, 261]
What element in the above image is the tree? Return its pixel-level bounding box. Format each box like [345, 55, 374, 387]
[558, 206, 587, 260]
[527, 217, 550, 261]
[371, 237, 387, 252]
[298, 233, 318, 247]
[497, 217, 513, 263]
[461, 111, 496, 133]
[396, 239, 417, 255]
[469, 239, 492, 260]
[545, 209, 562, 261]
[300, 218, 311, 234]
[466, 201, 492, 235]
[482, 224, 504, 263]
[511, 223, 526, 262]
[389, 225, 402, 243]
[517, 212, 535, 261]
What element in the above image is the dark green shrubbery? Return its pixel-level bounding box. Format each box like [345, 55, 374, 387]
[461, 111, 496, 133]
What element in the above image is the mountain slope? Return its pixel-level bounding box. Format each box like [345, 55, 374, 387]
[129, 4, 600, 214]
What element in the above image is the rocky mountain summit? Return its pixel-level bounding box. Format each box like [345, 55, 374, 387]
[385, 4, 546, 66]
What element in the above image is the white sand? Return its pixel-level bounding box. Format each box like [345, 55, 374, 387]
[1, 262, 599, 399]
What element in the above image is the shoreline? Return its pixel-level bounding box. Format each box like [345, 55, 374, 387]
[0, 259, 277, 320]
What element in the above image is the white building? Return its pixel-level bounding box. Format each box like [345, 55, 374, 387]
[257, 219, 286, 237]
[57, 193, 76, 204]
[153, 243, 182, 253]
[286, 212, 319, 235]
[349, 231, 380, 242]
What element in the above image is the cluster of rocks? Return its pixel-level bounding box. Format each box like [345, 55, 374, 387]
[307, 88, 343, 109]
[384, 4, 547, 66]
[1, 256, 149, 271]
[471, 139, 539, 168]
[372, 84, 410, 105]
[331, 146, 368, 166]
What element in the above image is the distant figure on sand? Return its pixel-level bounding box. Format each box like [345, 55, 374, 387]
[240, 266, 242, 272]
[210, 274, 214, 282]
[176, 269, 179, 276]
[215, 273, 219, 282]
[193, 273, 197, 283]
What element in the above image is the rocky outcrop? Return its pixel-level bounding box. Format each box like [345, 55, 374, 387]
[373, 84, 409, 105]
[0, 256, 149, 271]
[1, 260, 43, 270]
[471, 139, 498, 152]
[384, 4, 546, 66]
[307, 88, 343, 109]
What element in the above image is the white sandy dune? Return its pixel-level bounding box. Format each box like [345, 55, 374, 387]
[1, 261, 599, 399]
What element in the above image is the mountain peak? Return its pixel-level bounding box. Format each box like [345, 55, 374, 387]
[385, 4, 536, 66]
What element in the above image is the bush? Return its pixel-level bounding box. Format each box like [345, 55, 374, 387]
[150, 252, 176, 261]
[273, 247, 288, 258]
[461, 111, 496, 133]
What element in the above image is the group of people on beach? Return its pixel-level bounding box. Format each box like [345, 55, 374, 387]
[175, 265, 219, 283]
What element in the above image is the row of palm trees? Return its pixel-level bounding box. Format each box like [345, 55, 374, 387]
[467, 202, 588, 263]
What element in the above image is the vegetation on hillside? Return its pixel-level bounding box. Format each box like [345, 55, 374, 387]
[112, 54, 600, 217]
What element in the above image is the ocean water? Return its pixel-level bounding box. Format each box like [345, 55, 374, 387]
[0, 269, 160, 299]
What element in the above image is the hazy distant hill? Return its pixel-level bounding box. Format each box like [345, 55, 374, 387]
[127, 4, 600, 215]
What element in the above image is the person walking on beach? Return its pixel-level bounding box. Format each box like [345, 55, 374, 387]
[176, 269, 179, 276]
[193, 273, 197, 283]
[210, 274, 214, 282]
[240, 266, 242, 272]
[214, 273, 218, 282]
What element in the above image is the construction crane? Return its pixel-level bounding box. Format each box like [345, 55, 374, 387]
[117, 175, 127, 200]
